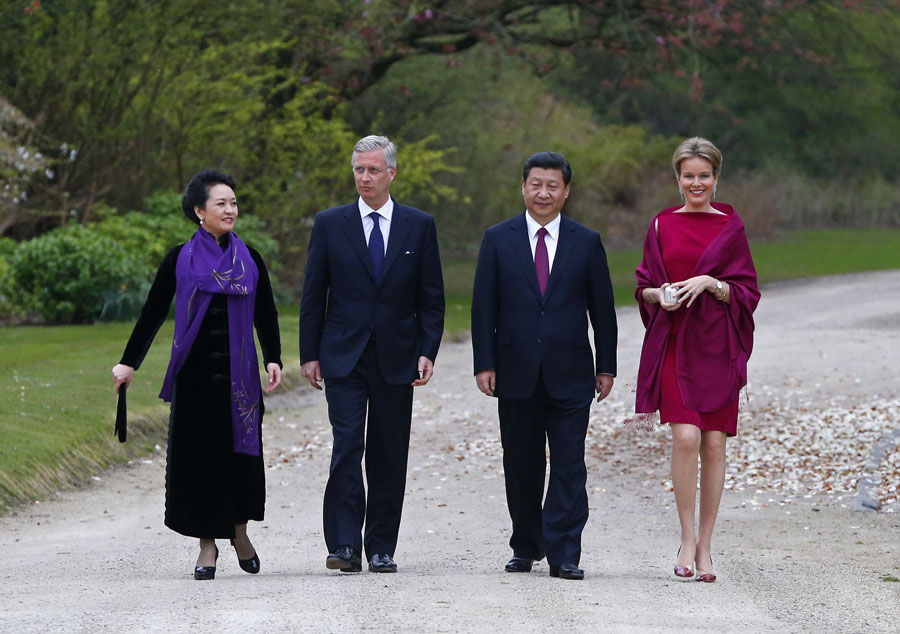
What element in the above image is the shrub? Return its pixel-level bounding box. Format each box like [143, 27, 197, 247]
[0, 237, 18, 316]
[7, 224, 147, 323]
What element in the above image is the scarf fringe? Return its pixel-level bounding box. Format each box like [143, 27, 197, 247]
[739, 385, 750, 409]
[623, 411, 660, 432]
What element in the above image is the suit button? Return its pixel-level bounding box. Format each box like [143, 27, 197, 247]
[540, 311, 545, 316]
[537, 338, 542, 343]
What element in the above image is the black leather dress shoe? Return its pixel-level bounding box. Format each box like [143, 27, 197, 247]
[549, 564, 584, 580]
[326, 545, 362, 572]
[504, 557, 534, 573]
[368, 553, 398, 573]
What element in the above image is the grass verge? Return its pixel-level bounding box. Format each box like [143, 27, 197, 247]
[0, 317, 300, 512]
[1, 228, 898, 511]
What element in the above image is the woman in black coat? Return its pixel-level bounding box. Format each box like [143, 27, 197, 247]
[112, 169, 282, 580]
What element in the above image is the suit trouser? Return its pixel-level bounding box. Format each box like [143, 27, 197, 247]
[323, 340, 413, 558]
[498, 373, 591, 566]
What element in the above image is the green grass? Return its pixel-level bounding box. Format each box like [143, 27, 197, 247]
[1, 228, 898, 511]
[0, 315, 301, 511]
[751, 229, 900, 282]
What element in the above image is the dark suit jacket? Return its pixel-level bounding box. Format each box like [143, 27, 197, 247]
[471, 212, 617, 401]
[300, 200, 445, 385]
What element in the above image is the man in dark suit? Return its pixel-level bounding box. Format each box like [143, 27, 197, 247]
[471, 151, 617, 580]
[299, 135, 444, 573]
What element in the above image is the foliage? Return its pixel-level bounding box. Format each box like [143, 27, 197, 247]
[7, 224, 146, 323]
[548, 4, 900, 182]
[280, 0, 852, 98]
[0, 2, 460, 246]
[357, 46, 677, 249]
[0, 236, 17, 315]
[0, 94, 50, 235]
[1, 0, 897, 261]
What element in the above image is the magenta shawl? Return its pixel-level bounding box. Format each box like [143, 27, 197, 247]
[634, 203, 760, 416]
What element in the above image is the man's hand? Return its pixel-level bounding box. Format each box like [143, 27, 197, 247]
[595, 374, 614, 402]
[476, 369, 496, 396]
[412, 356, 434, 386]
[264, 363, 282, 394]
[301, 360, 323, 390]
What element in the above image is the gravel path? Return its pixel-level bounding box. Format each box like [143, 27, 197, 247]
[1, 270, 899, 633]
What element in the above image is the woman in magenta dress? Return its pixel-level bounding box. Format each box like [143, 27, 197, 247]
[634, 137, 760, 582]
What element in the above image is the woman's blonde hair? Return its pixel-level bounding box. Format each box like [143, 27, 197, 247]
[672, 137, 723, 178]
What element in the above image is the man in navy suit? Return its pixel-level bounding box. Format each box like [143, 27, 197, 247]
[300, 135, 444, 573]
[471, 151, 617, 580]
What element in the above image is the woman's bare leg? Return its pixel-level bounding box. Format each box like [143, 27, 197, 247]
[696, 430, 727, 574]
[671, 423, 701, 568]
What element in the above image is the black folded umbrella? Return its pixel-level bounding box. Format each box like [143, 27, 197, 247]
[115, 384, 127, 443]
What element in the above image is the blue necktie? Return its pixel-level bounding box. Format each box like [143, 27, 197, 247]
[368, 211, 384, 284]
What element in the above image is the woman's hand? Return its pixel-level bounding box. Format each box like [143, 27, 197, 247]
[658, 282, 686, 312]
[112, 364, 134, 393]
[264, 363, 282, 394]
[672, 275, 717, 308]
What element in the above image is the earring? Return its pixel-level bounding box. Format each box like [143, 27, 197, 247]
[712, 185, 717, 199]
[200, 218, 204, 225]
[678, 187, 684, 201]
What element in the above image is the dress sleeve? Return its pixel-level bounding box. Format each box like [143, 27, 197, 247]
[250, 247, 282, 369]
[119, 245, 182, 369]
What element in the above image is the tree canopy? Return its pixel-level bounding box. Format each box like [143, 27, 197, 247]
[0, 0, 897, 249]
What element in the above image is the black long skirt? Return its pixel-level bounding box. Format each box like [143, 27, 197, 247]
[163, 320, 266, 539]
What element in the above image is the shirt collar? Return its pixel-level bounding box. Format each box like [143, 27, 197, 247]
[359, 196, 394, 221]
[524, 210, 561, 240]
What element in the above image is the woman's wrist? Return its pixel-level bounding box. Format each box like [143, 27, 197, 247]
[642, 286, 661, 304]
[710, 277, 727, 300]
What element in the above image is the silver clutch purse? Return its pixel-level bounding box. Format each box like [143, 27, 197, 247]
[664, 285, 678, 305]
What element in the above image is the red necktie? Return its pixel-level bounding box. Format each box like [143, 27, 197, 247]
[535, 227, 549, 296]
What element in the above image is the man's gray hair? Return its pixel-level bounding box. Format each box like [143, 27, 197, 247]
[351, 135, 397, 169]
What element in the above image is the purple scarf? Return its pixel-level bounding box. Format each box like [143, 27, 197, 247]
[160, 228, 261, 456]
[635, 203, 760, 415]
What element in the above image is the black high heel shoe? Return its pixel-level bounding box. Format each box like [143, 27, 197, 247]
[231, 538, 261, 574]
[194, 545, 219, 581]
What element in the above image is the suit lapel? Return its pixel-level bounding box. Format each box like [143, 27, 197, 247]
[381, 202, 411, 280]
[541, 215, 575, 304]
[508, 212, 543, 303]
[340, 203, 376, 282]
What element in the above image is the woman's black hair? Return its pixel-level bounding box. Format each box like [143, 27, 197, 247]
[181, 169, 237, 224]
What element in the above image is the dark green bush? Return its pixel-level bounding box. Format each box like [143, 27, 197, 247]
[7, 224, 147, 323]
[0, 237, 18, 316]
